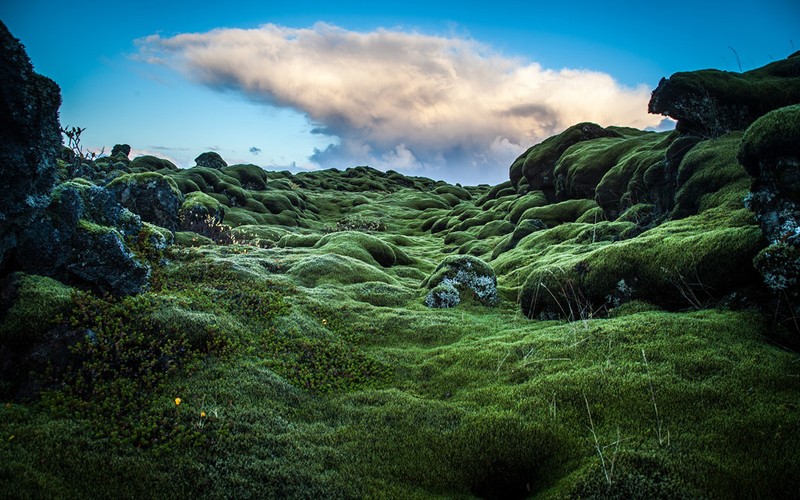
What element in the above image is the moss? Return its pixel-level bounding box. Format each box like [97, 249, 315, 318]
[277, 233, 322, 248]
[129, 155, 178, 172]
[0, 274, 73, 346]
[314, 232, 398, 268]
[519, 208, 765, 318]
[346, 282, 415, 307]
[513, 123, 620, 194]
[289, 254, 395, 287]
[476, 220, 515, 239]
[443, 231, 475, 247]
[738, 104, 800, 176]
[174, 231, 214, 247]
[223, 164, 269, 190]
[508, 191, 549, 224]
[181, 191, 222, 213]
[518, 199, 598, 227]
[107, 172, 181, 198]
[673, 132, 749, 217]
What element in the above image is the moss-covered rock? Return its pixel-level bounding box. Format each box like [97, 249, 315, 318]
[423, 255, 498, 307]
[107, 173, 184, 231]
[517, 199, 598, 228]
[518, 209, 764, 319]
[314, 231, 398, 268]
[129, 155, 179, 172]
[649, 53, 800, 136]
[511, 123, 619, 197]
[195, 151, 227, 170]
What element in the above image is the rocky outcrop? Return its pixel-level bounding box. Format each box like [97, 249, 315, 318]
[740, 105, 800, 331]
[15, 181, 150, 296]
[195, 151, 227, 170]
[0, 21, 61, 272]
[649, 52, 800, 137]
[107, 173, 184, 232]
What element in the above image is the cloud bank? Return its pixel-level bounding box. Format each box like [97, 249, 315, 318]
[137, 23, 663, 184]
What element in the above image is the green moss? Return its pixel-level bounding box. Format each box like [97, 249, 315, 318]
[174, 231, 214, 246]
[738, 104, 800, 176]
[0, 274, 73, 346]
[289, 254, 395, 287]
[314, 231, 398, 268]
[476, 220, 515, 239]
[107, 172, 181, 198]
[129, 155, 178, 172]
[346, 282, 415, 307]
[519, 208, 765, 318]
[518, 199, 598, 227]
[222, 164, 269, 190]
[673, 132, 749, 217]
[277, 233, 322, 248]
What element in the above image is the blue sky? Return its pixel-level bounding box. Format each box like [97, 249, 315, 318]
[3, 0, 798, 184]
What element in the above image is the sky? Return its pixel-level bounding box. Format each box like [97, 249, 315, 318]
[2, 1, 798, 185]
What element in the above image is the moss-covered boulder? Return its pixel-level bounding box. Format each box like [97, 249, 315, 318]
[422, 255, 498, 307]
[649, 52, 800, 137]
[289, 254, 394, 287]
[129, 155, 179, 172]
[518, 209, 764, 319]
[107, 173, 184, 231]
[195, 151, 227, 170]
[510, 123, 619, 198]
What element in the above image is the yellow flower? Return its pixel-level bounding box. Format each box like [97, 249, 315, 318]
[322, 319, 328, 325]
[200, 411, 207, 418]
[174, 398, 182, 406]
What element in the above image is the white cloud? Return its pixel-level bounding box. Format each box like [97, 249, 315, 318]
[136, 23, 662, 184]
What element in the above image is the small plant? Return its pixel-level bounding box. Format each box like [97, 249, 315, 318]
[179, 212, 237, 245]
[61, 125, 104, 164]
[642, 349, 670, 446]
[324, 215, 386, 233]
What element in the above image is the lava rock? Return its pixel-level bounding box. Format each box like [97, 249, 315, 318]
[107, 173, 184, 232]
[0, 21, 62, 271]
[423, 255, 498, 307]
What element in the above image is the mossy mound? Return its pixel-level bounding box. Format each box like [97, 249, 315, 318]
[289, 254, 395, 287]
[314, 231, 399, 268]
[129, 155, 178, 172]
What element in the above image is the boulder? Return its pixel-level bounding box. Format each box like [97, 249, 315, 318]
[649, 52, 800, 137]
[15, 180, 150, 296]
[195, 151, 227, 170]
[422, 255, 498, 307]
[107, 173, 184, 231]
[111, 143, 131, 159]
[0, 21, 61, 271]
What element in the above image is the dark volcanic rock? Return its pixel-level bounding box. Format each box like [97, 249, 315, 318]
[195, 151, 228, 170]
[649, 53, 800, 137]
[111, 143, 131, 159]
[0, 21, 62, 272]
[15, 180, 150, 296]
[107, 173, 184, 231]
